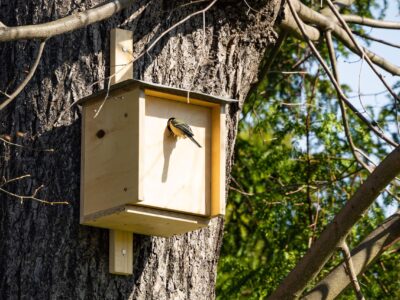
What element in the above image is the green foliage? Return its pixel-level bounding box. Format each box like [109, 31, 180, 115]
[216, 1, 400, 298]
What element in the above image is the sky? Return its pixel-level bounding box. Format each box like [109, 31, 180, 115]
[338, 2, 400, 110]
[337, 1, 400, 215]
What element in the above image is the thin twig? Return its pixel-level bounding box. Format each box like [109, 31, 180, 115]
[326, 35, 400, 202]
[146, 0, 217, 54]
[229, 186, 254, 196]
[0, 39, 46, 111]
[0, 175, 69, 205]
[352, 30, 400, 49]
[0, 137, 54, 152]
[326, 0, 400, 104]
[287, 0, 398, 147]
[86, 0, 218, 118]
[1, 174, 31, 185]
[0, 187, 69, 205]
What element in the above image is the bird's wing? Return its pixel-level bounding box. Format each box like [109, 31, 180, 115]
[171, 119, 194, 137]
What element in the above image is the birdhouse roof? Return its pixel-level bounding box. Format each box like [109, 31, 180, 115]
[77, 79, 238, 105]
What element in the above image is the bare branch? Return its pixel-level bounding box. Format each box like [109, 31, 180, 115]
[145, 0, 217, 54]
[0, 0, 134, 42]
[342, 15, 400, 29]
[325, 30, 365, 169]
[266, 5, 400, 299]
[0, 175, 69, 205]
[229, 186, 254, 196]
[0, 187, 69, 205]
[268, 132, 400, 299]
[353, 31, 400, 49]
[305, 211, 400, 299]
[1, 174, 31, 185]
[326, 0, 400, 103]
[320, 0, 356, 17]
[325, 31, 398, 202]
[283, 0, 398, 147]
[280, 4, 320, 41]
[339, 242, 365, 300]
[281, 0, 400, 75]
[0, 39, 46, 111]
[0, 136, 54, 152]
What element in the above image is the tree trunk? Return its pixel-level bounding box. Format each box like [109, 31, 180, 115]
[0, 1, 280, 299]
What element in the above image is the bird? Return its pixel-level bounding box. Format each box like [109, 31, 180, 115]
[167, 117, 202, 148]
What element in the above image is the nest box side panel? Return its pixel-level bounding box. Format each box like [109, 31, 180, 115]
[211, 105, 226, 216]
[81, 88, 144, 217]
[137, 95, 212, 216]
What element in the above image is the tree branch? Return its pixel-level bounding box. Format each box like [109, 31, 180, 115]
[280, 5, 320, 41]
[353, 31, 400, 49]
[342, 15, 400, 29]
[304, 211, 400, 299]
[325, 31, 400, 202]
[145, 0, 217, 54]
[282, 0, 398, 147]
[0, 39, 46, 111]
[280, 0, 400, 75]
[0, 175, 69, 205]
[268, 139, 400, 299]
[326, 0, 400, 103]
[0, 0, 134, 42]
[339, 242, 365, 300]
[266, 8, 400, 299]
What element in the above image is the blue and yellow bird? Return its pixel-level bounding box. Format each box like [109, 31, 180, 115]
[167, 117, 202, 148]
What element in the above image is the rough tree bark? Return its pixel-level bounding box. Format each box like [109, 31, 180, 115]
[0, 1, 280, 299]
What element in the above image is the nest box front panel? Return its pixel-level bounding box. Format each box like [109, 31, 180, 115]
[137, 94, 212, 216]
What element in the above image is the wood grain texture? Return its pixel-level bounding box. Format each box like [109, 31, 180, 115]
[82, 87, 224, 219]
[108, 28, 134, 276]
[82, 88, 142, 216]
[0, 0, 280, 299]
[83, 205, 210, 237]
[110, 28, 133, 84]
[211, 105, 226, 216]
[139, 94, 211, 215]
[109, 230, 133, 275]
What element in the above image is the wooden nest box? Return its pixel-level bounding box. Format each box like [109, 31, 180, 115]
[79, 79, 235, 237]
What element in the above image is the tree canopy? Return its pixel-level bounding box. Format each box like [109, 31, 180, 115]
[217, 0, 400, 298]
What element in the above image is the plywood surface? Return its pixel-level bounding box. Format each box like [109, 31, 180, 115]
[109, 230, 133, 275]
[110, 29, 133, 84]
[82, 205, 210, 237]
[137, 95, 212, 216]
[211, 105, 226, 216]
[82, 88, 143, 216]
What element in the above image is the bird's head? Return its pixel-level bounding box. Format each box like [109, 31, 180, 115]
[167, 117, 175, 132]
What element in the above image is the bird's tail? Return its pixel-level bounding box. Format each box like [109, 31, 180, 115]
[189, 136, 202, 148]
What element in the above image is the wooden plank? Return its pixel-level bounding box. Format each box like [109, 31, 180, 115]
[210, 105, 226, 216]
[80, 103, 87, 223]
[136, 95, 212, 215]
[82, 205, 210, 237]
[82, 89, 141, 216]
[137, 89, 145, 201]
[110, 28, 134, 275]
[144, 89, 219, 108]
[110, 28, 133, 84]
[109, 230, 133, 275]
